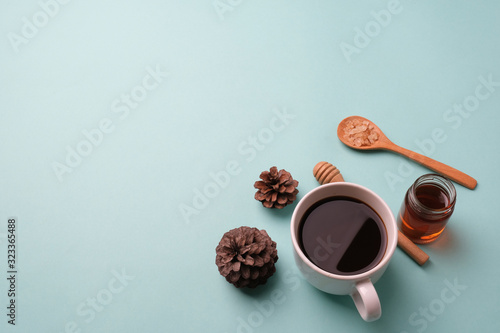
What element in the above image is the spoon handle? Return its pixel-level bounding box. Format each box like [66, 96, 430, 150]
[388, 145, 477, 190]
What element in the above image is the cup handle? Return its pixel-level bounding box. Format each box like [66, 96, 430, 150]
[351, 279, 381, 322]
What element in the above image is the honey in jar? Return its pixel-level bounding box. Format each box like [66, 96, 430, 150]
[397, 174, 456, 244]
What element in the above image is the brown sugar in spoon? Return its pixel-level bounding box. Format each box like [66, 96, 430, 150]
[337, 116, 477, 190]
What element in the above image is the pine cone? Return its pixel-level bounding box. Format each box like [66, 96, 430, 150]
[254, 166, 299, 209]
[215, 226, 278, 288]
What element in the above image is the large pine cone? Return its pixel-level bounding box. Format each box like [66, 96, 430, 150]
[215, 226, 278, 288]
[254, 166, 299, 209]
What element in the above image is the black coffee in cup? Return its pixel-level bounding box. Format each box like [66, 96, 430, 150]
[299, 196, 387, 275]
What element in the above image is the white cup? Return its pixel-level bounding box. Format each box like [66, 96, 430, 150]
[290, 182, 398, 321]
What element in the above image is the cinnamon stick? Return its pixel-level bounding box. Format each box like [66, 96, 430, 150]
[397, 230, 429, 265]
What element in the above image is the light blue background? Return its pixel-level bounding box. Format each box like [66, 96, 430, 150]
[1, 0, 499, 332]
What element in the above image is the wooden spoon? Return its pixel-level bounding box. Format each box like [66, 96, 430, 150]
[337, 116, 477, 190]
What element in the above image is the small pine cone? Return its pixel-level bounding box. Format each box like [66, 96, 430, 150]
[254, 166, 299, 209]
[215, 226, 278, 288]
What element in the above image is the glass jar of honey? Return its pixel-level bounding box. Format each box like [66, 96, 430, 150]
[397, 174, 457, 244]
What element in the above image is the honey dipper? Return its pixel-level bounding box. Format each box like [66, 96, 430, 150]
[313, 161, 429, 266]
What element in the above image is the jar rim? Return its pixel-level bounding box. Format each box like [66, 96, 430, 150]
[408, 174, 456, 216]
